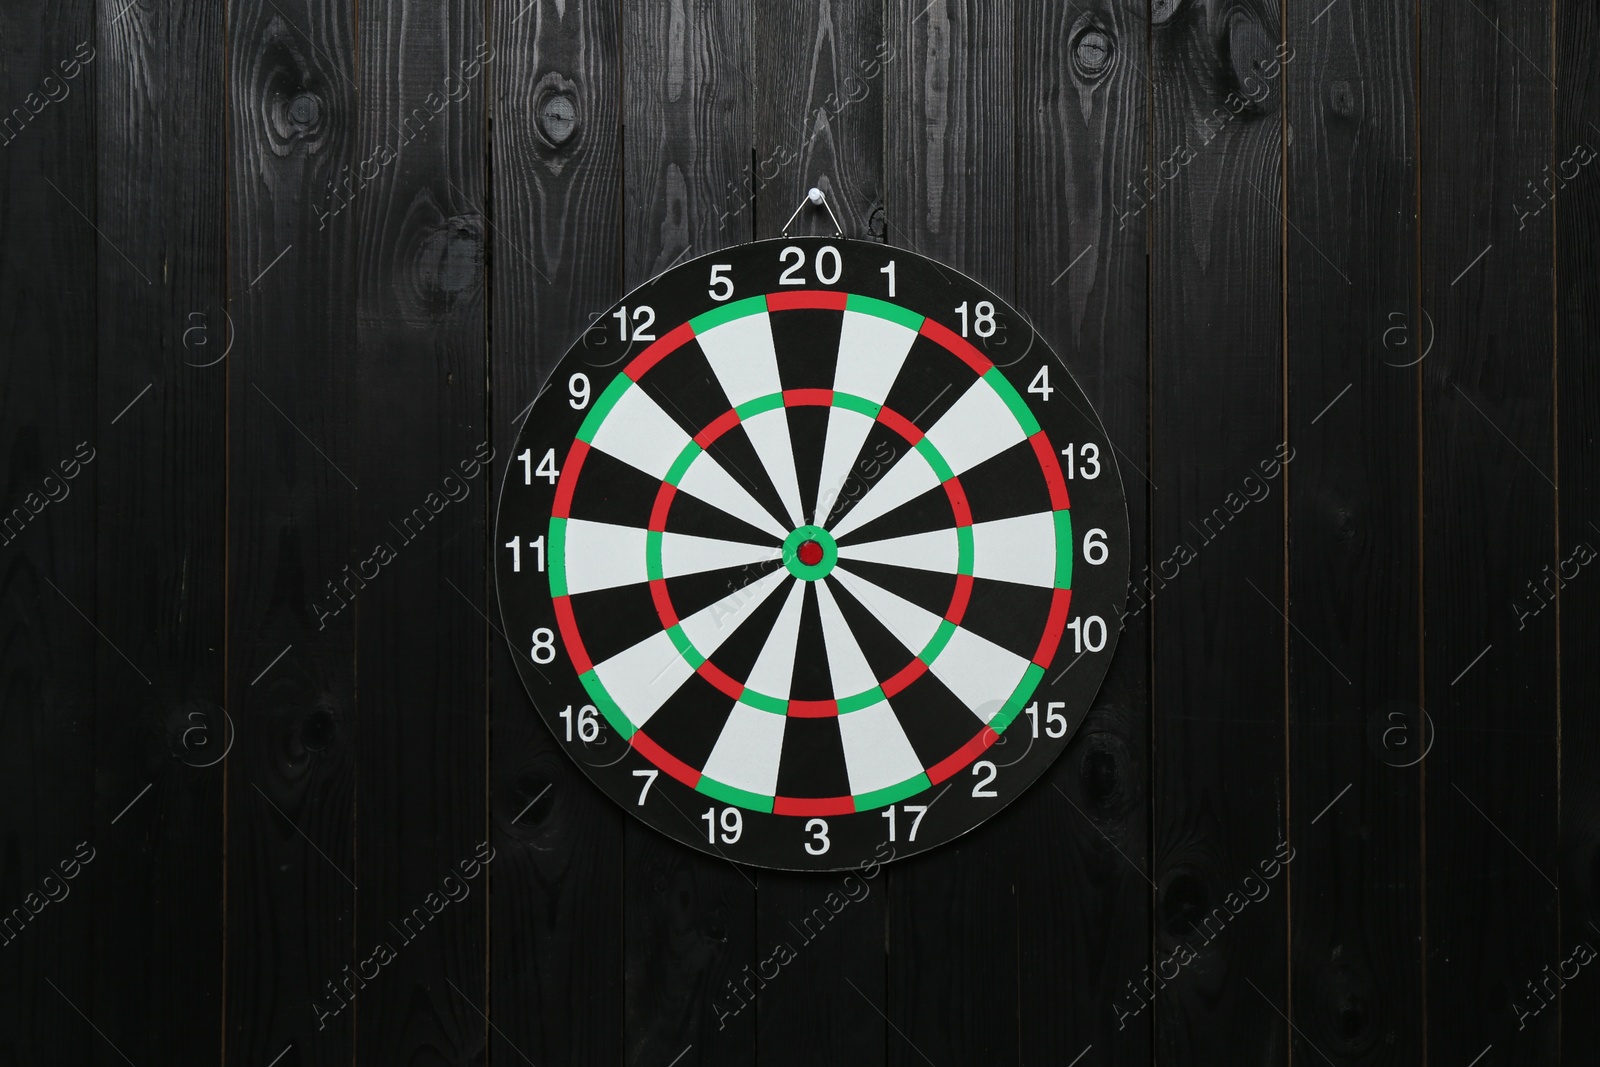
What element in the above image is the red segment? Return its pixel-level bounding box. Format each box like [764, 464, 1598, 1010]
[926, 727, 1000, 785]
[942, 478, 973, 527]
[650, 579, 679, 629]
[767, 290, 848, 312]
[631, 731, 701, 788]
[649, 483, 678, 532]
[784, 388, 835, 408]
[624, 321, 695, 380]
[551, 596, 592, 675]
[787, 699, 839, 718]
[1033, 587, 1073, 667]
[875, 405, 924, 444]
[550, 440, 590, 519]
[920, 317, 993, 375]
[774, 794, 855, 817]
[694, 408, 742, 448]
[797, 540, 824, 566]
[945, 573, 974, 625]
[1030, 431, 1072, 510]
[880, 658, 928, 698]
[697, 660, 745, 700]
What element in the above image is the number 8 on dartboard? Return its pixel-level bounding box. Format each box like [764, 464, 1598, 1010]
[495, 237, 1128, 870]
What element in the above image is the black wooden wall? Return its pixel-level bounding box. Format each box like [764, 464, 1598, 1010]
[1, 0, 1596, 1064]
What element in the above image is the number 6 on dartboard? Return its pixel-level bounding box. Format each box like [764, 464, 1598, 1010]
[494, 237, 1128, 870]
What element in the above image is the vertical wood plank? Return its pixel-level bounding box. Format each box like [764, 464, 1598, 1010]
[621, 1, 759, 1064]
[488, 0, 626, 1063]
[750, 2, 888, 1063]
[1148, 0, 1286, 1061]
[1420, 0, 1559, 1060]
[91, 0, 228, 1061]
[1556, 0, 1600, 1053]
[0, 1, 99, 1062]
[225, 1, 359, 1063]
[1282, 0, 1425, 1063]
[882, 2, 1020, 1063]
[347, 2, 490, 1062]
[1014, 1, 1151, 1063]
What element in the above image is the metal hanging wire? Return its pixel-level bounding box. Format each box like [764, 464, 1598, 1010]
[780, 187, 844, 239]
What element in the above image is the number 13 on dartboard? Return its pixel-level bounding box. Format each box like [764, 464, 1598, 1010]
[495, 237, 1128, 870]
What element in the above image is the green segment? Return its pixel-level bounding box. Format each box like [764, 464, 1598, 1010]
[741, 689, 788, 715]
[984, 367, 1041, 436]
[665, 441, 703, 487]
[697, 775, 775, 813]
[547, 518, 569, 598]
[847, 293, 925, 331]
[989, 664, 1046, 734]
[666, 625, 706, 670]
[735, 393, 785, 420]
[578, 669, 635, 740]
[918, 619, 958, 665]
[1054, 510, 1073, 589]
[955, 524, 974, 575]
[832, 391, 882, 419]
[576, 373, 632, 444]
[914, 437, 955, 483]
[691, 295, 766, 333]
[855, 772, 932, 811]
[837, 687, 886, 714]
[645, 529, 665, 582]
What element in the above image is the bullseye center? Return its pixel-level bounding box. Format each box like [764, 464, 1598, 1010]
[781, 525, 838, 581]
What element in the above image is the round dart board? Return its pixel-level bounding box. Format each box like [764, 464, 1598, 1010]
[495, 237, 1128, 870]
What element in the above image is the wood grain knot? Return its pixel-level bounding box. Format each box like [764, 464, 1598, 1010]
[1225, 12, 1278, 114]
[1150, 0, 1185, 27]
[514, 776, 555, 827]
[1328, 80, 1358, 119]
[414, 217, 484, 304]
[1160, 869, 1207, 936]
[1072, 26, 1115, 80]
[254, 18, 335, 157]
[1079, 733, 1125, 805]
[533, 73, 583, 150]
[300, 704, 337, 751]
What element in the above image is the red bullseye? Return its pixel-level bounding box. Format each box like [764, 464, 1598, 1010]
[797, 539, 824, 567]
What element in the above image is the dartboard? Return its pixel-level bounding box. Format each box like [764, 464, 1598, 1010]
[496, 237, 1127, 870]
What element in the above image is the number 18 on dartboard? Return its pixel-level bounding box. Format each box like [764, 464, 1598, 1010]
[495, 237, 1128, 870]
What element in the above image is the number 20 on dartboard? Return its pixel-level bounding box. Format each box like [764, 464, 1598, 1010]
[495, 236, 1128, 870]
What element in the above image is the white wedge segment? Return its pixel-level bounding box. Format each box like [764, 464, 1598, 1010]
[836, 526, 959, 574]
[970, 513, 1058, 587]
[829, 566, 944, 659]
[926, 626, 1032, 725]
[674, 452, 792, 541]
[701, 704, 787, 798]
[741, 580, 806, 699]
[561, 520, 650, 595]
[587, 381, 692, 482]
[659, 530, 781, 581]
[833, 310, 919, 402]
[740, 406, 807, 528]
[813, 407, 877, 524]
[678, 568, 791, 656]
[591, 630, 695, 729]
[813, 580, 882, 697]
[838, 701, 928, 798]
[827, 448, 942, 539]
[921, 377, 1029, 476]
